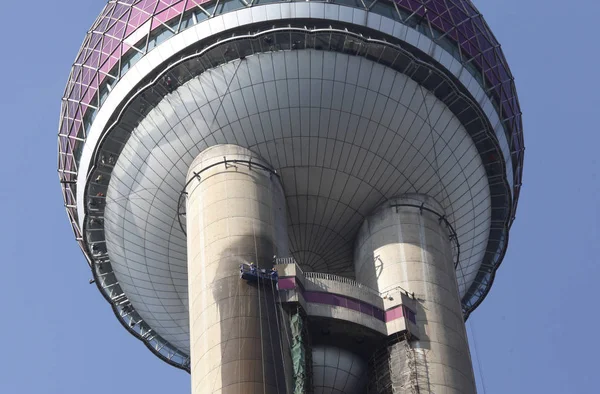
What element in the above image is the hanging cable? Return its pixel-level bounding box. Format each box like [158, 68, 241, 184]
[209, 274, 242, 393]
[270, 278, 290, 391]
[264, 276, 280, 391]
[279, 291, 299, 391]
[419, 84, 470, 297]
[238, 271, 242, 394]
[257, 276, 267, 394]
[468, 320, 488, 394]
[266, 162, 290, 392]
[273, 278, 293, 354]
[209, 58, 243, 130]
[253, 223, 267, 394]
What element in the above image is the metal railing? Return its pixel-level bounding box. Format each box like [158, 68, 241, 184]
[304, 271, 381, 298]
[274, 256, 304, 275]
[274, 256, 299, 266]
[275, 256, 412, 299]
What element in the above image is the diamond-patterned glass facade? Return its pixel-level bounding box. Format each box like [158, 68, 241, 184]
[58, 0, 523, 188]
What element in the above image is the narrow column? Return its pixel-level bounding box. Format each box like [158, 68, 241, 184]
[186, 144, 291, 394]
[355, 195, 476, 394]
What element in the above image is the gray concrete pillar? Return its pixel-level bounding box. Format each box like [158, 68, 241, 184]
[186, 144, 291, 394]
[355, 194, 476, 394]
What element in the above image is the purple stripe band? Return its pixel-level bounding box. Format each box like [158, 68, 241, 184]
[277, 277, 296, 290]
[278, 276, 416, 324]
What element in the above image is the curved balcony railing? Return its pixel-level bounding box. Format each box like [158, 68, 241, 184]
[304, 272, 381, 298]
[275, 257, 412, 299]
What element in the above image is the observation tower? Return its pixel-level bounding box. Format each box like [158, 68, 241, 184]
[58, 1, 523, 393]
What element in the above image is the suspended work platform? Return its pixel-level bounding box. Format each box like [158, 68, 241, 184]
[239, 263, 279, 285]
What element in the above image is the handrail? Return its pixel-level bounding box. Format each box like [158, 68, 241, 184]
[304, 272, 414, 299]
[274, 256, 299, 266]
[275, 257, 412, 299]
[274, 256, 304, 275]
[304, 271, 382, 298]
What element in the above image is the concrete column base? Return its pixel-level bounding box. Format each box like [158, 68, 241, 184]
[356, 194, 476, 394]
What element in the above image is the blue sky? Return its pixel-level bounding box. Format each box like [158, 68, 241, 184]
[0, 0, 597, 393]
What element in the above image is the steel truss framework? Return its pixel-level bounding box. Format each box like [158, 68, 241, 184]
[58, 0, 524, 370]
[58, 0, 523, 243]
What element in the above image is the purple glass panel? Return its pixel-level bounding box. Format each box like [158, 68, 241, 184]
[301, 291, 393, 323]
[384, 305, 417, 323]
[107, 19, 126, 38]
[304, 292, 329, 304]
[95, 17, 109, 33]
[346, 298, 361, 313]
[154, 9, 176, 24]
[373, 308, 385, 321]
[82, 89, 97, 110]
[332, 294, 346, 307]
[100, 55, 119, 76]
[81, 67, 93, 87]
[126, 13, 146, 35]
[384, 307, 401, 322]
[87, 50, 102, 70]
[397, 0, 422, 11]
[360, 301, 376, 317]
[463, 20, 476, 37]
[427, 2, 445, 15]
[151, 18, 163, 30]
[90, 30, 102, 47]
[185, 0, 199, 11]
[171, 2, 186, 16]
[139, 0, 157, 14]
[277, 277, 296, 290]
[155, 0, 172, 14]
[403, 306, 417, 324]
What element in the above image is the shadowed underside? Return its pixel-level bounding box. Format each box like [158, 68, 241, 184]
[57, 0, 523, 370]
[104, 50, 490, 353]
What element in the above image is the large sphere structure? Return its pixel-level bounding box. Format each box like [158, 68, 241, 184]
[57, 0, 523, 371]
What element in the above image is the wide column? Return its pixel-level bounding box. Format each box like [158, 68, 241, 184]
[355, 194, 476, 394]
[186, 144, 290, 394]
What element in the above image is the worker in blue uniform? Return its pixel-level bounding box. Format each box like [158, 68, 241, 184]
[270, 267, 278, 280]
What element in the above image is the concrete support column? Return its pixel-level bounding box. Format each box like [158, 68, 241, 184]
[186, 144, 290, 394]
[355, 194, 476, 394]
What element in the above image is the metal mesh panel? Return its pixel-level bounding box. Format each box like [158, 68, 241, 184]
[368, 336, 426, 394]
[291, 309, 313, 394]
